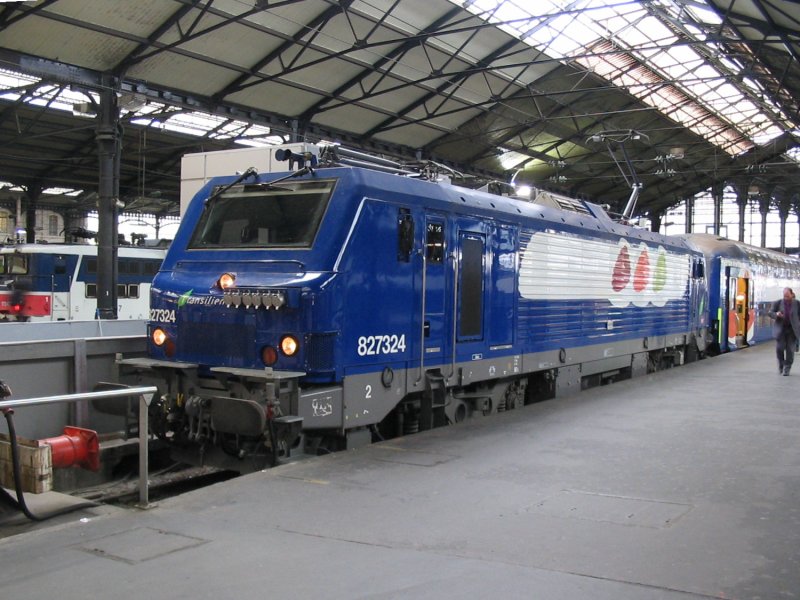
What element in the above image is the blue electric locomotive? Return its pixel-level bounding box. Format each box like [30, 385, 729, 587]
[120, 146, 708, 471]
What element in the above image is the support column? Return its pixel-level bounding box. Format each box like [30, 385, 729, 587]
[711, 184, 723, 236]
[649, 211, 662, 233]
[758, 194, 771, 249]
[15, 196, 22, 242]
[61, 210, 73, 243]
[795, 195, 800, 254]
[776, 192, 790, 253]
[684, 196, 694, 234]
[96, 77, 121, 320]
[24, 183, 42, 244]
[734, 181, 749, 243]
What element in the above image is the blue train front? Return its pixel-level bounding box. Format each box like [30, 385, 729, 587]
[122, 146, 709, 471]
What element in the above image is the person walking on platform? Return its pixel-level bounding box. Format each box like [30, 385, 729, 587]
[768, 287, 800, 375]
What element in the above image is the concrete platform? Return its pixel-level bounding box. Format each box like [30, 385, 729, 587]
[1, 344, 798, 599]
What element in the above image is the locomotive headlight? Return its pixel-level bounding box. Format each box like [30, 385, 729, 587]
[218, 272, 236, 290]
[280, 335, 299, 356]
[152, 327, 167, 346]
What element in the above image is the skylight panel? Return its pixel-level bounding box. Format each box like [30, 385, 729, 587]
[544, 27, 585, 58]
[497, 147, 529, 170]
[0, 69, 39, 99]
[694, 64, 720, 80]
[649, 52, 691, 78]
[685, 4, 723, 26]
[741, 77, 762, 94]
[44, 187, 81, 196]
[615, 25, 650, 48]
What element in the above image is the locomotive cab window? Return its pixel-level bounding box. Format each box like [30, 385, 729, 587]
[397, 209, 414, 262]
[188, 179, 335, 249]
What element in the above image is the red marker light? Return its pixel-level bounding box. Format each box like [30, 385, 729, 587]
[262, 346, 278, 366]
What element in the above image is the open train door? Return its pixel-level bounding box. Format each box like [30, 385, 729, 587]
[725, 267, 751, 350]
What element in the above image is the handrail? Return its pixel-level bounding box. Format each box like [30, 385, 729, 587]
[415, 249, 427, 386]
[0, 385, 158, 508]
[447, 251, 459, 382]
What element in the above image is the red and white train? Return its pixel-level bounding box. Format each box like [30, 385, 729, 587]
[0, 243, 165, 321]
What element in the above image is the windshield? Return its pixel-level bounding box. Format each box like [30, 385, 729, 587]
[1, 254, 28, 275]
[188, 179, 335, 249]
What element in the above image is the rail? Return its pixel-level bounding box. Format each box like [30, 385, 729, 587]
[0, 386, 158, 508]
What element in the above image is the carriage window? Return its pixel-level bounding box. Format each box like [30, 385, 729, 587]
[86, 283, 97, 298]
[54, 256, 67, 275]
[143, 260, 160, 275]
[2, 254, 28, 274]
[86, 258, 97, 274]
[128, 284, 139, 299]
[188, 179, 335, 249]
[117, 284, 127, 298]
[119, 260, 140, 274]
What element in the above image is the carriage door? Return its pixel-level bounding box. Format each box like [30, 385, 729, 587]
[49, 254, 72, 321]
[724, 267, 749, 350]
[735, 277, 751, 345]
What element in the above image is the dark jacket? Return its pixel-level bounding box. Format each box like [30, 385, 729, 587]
[769, 298, 800, 339]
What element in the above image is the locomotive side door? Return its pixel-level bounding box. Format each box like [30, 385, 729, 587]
[456, 230, 486, 345]
[448, 224, 489, 383]
[421, 215, 448, 364]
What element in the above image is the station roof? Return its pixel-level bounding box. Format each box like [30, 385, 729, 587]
[0, 0, 798, 221]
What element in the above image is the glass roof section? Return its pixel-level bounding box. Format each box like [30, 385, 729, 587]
[0, 69, 282, 148]
[451, 0, 794, 156]
[0, 68, 285, 198]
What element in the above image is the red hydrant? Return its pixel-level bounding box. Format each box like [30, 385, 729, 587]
[40, 426, 100, 471]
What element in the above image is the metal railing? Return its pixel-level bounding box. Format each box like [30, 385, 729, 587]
[0, 386, 158, 507]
